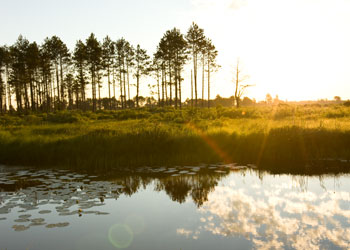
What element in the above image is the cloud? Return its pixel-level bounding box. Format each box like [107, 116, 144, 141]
[178, 179, 350, 249]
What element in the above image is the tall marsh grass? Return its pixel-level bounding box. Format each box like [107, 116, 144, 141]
[0, 105, 350, 173]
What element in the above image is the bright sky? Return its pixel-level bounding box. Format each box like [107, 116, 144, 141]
[1, 0, 350, 101]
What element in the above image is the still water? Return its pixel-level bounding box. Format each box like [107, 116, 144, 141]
[0, 164, 350, 250]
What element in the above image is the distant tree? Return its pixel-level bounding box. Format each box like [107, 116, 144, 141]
[241, 97, 255, 106]
[204, 38, 219, 108]
[25, 42, 40, 111]
[156, 32, 173, 105]
[135, 95, 146, 106]
[9, 35, 30, 111]
[334, 96, 341, 102]
[186, 22, 205, 107]
[151, 58, 162, 106]
[85, 33, 102, 112]
[1, 23, 224, 113]
[233, 59, 252, 108]
[125, 41, 135, 108]
[73, 40, 87, 108]
[273, 95, 280, 105]
[102, 36, 115, 109]
[168, 28, 187, 108]
[0, 46, 7, 113]
[3, 47, 11, 111]
[65, 73, 74, 108]
[134, 45, 150, 107]
[115, 38, 128, 108]
[155, 28, 187, 108]
[265, 93, 272, 104]
[43, 36, 70, 109]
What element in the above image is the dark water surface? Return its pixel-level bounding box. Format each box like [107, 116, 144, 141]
[0, 164, 350, 250]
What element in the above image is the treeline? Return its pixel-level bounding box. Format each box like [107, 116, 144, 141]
[0, 23, 219, 113]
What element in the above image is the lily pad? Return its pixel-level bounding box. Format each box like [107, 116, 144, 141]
[46, 222, 70, 228]
[95, 211, 109, 215]
[14, 218, 30, 223]
[30, 221, 46, 226]
[12, 224, 30, 231]
[19, 214, 32, 219]
[38, 210, 51, 214]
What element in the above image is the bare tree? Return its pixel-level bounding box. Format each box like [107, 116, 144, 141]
[233, 59, 252, 108]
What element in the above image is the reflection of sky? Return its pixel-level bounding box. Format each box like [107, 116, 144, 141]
[1, 166, 350, 249]
[178, 173, 350, 249]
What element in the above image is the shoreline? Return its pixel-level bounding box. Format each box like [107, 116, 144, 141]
[1, 107, 350, 174]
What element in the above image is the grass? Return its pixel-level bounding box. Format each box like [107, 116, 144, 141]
[1, 105, 350, 174]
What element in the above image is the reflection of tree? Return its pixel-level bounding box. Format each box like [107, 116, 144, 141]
[155, 177, 192, 203]
[110, 175, 153, 196]
[155, 173, 225, 207]
[191, 175, 221, 207]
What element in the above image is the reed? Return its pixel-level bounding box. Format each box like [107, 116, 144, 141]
[0, 105, 350, 173]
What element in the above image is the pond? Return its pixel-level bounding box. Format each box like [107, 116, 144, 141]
[0, 164, 350, 249]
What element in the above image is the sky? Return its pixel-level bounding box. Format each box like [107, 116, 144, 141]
[1, 0, 350, 101]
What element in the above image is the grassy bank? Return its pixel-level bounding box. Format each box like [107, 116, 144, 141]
[1, 105, 350, 174]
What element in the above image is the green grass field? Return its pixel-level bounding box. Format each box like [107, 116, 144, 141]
[1, 105, 350, 174]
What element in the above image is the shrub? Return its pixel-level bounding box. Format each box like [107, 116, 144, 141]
[344, 100, 350, 107]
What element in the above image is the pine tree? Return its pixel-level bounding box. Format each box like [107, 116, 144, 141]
[186, 22, 205, 107]
[102, 36, 115, 109]
[85, 33, 102, 112]
[204, 38, 219, 108]
[73, 40, 87, 109]
[134, 45, 150, 108]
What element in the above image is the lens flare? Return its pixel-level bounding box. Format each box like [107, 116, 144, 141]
[108, 224, 134, 249]
[186, 122, 232, 164]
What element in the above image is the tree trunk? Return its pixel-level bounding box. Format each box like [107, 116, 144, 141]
[235, 63, 239, 108]
[29, 74, 35, 111]
[59, 57, 64, 109]
[178, 70, 182, 109]
[207, 59, 210, 109]
[168, 63, 172, 106]
[55, 63, 60, 109]
[24, 83, 29, 111]
[193, 47, 198, 107]
[136, 74, 140, 107]
[191, 70, 193, 107]
[107, 66, 111, 109]
[161, 68, 165, 106]
[92, 69, 96, 112]
[161, 69, 164, 106]
[119, 67, 123, 109]
[127, 64, 130, 108]
[15, 87, 22, 112]
[157, 71, 161, 107]
[113, 67, 116, 109]
[175, 67, 178, 109]
[123, 64, 127, 108]
[202, 55, 205, 107]
[6, 66, 11, 111]
[98, 72, 101, 110]
[0, 79, 3, 113]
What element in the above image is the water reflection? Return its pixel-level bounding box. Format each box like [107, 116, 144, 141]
[0, 165, 230, 232]
[1, 165, 350, 249]
[181, 176, 350, 249]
